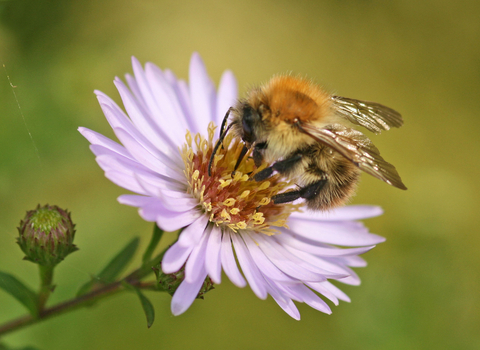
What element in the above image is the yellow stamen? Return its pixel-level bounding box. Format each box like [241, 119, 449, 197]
[220, 209, 231, 221]
[181, 125, 302, 236]
[239, 190, 250, 199]
[223, 198, 236, 206]
[257, 182, 271, 191]
[236, 221, 247, 230]
[258, 197, 271, 206]
[219, 179, 232, 188]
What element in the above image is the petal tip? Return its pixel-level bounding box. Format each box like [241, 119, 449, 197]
[190, 52, 206, 71]
[171, 302, 187, 316]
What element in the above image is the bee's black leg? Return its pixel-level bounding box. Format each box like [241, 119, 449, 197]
[271, 180, 327, 205]
[299, 179, 327, 200]
[253, 142, 267, 167]
[254, 167, 274, 182]
[253, 154, 302, 182]
[270, 190, 302, 204]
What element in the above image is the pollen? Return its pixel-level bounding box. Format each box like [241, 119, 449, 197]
[181, 122, 301, 235]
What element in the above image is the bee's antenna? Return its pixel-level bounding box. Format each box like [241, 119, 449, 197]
[233, 144, 249, 172]
[208, 108, 233, 176]
[219, 107, 233, 141]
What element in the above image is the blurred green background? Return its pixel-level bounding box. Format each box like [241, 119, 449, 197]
[1, 0, 479, 349]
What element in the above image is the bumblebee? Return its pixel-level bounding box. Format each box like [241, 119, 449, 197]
[209, 75, 406, 210]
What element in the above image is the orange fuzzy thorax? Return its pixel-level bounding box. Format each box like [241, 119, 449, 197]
[250, 75, 332, 126]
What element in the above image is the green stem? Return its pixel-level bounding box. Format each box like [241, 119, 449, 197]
[0, 249, 167, 337]
[142, 225, 164, 265]
[37, 265, 54, 311]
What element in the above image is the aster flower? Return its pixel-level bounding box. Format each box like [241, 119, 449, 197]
[79, 53, 385, 320]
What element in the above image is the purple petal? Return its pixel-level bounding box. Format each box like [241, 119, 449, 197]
[282, 246, 354, 280]
[290, 205, 383, 221]
[319, 281, 351, 302]
[162, 241, 194, 274]
[164, 70, 193, 123]
[188, 53, 216, 133]
[96, 90, 178, 159]
[275, 230, 376, 257]
[124, 73, 149, 115]
[231, 233, 268, 299]
[111, 127, 181, 179]
[114, 75, 183, 153]
[205, 226, 222, 284]
[348, 256, 368, 267]
[95, 154, 184, 200]
[267, 284, 300, 320]
[185, 227, 209, 283]
[215, 70, 238, 126]
[118, 194, 158, 207]
[177, 215, 209, 248]
[242, 233, 295, 283]
[145, 63, 190, 134]
[220, 231, 246, 288]
[156, 194, 197, 212]
[129, 58, 187, 147]
[335, 266, 361, 286]
[287, 218, 386, 246]
[93, 147, 157, 179]
[171, 267, 207, 316]
[155, 207, 201, 232]
[306, 281, 340, 305]
[255, 234, 345, 280]
[79, 127, 132, 159]
[102, 169, 148, 195]
[288, 284, 332, 314]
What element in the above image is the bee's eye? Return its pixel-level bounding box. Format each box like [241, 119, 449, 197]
[242, 117, 252, 138]
[241, 105, 259, 143]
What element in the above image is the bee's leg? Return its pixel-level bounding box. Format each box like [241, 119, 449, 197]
[271, 180, 327, 205]
[299, 179, 327, 200]
[253, 154, 302, 182]
[270, 190, 302, 204]
[253, 166, 274, 182]
[253, 142, 267, 167]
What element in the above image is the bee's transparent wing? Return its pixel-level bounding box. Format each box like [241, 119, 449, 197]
[331, 96, 403, 134]
[301, 123, 407, 190]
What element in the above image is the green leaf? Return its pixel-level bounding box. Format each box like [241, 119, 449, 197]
[122, 282, 155, 328]
[97, 237, 140, 282]
[75, 277, 96, 298]
[0, 271, 38, 316]
[142, 224, 163, 265]
[76, 237, 140, 296]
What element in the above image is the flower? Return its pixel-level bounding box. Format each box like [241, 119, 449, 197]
[79, 53, 385, 320]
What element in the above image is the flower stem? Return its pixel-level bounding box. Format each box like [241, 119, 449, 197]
[37, 265, 54, 311]
[0, 249, 167, 337]
[0, 279, 124, 336]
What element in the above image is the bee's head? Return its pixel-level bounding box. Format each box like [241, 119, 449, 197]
[236, 102, 266, 147]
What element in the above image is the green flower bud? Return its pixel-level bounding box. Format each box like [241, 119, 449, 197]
[153, 264, 214, 299]
[17, 204, 78, 266]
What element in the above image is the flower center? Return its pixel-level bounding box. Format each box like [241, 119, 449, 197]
[181, 122, 301, 235]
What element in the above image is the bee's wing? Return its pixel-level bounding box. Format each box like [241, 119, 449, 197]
[300, 123, 407, 190]
[331, 96, 403, 134]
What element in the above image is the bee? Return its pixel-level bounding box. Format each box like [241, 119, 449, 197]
[208, 75, 407, 210]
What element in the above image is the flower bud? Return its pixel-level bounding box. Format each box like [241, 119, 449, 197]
[17, 204, 78, 266]
[153, 264, 214, 299]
